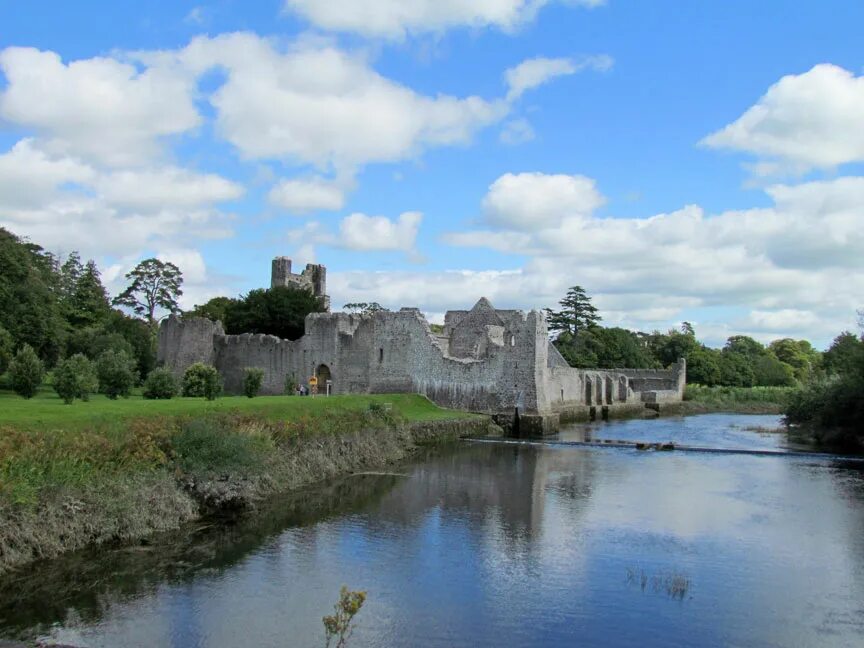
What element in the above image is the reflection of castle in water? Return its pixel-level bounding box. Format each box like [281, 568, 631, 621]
[365, 443, 599, 552]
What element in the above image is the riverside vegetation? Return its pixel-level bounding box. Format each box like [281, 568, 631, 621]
[0, 388, 490, 575]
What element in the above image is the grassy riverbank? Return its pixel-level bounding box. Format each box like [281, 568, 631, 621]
[682, 385, 794, 414]
[0, 390, 492, 575]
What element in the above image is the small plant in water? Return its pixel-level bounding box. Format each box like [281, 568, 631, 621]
[323, 586, 367, 648]
[626, 566, 691, 600]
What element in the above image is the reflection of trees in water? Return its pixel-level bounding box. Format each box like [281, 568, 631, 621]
[0, 474, 400, 640]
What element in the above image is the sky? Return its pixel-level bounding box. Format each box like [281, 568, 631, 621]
[1, 0, 862, 349]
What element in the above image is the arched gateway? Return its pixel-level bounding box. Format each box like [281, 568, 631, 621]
[315, 364, 332, 394]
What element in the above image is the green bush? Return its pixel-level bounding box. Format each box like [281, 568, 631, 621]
[182, 362, 222, 400]
[284, 374, 298, 395]
[243, 367, 265, 398]
[142, 367, 178, 399]
[53, 353, 98, 404]
[9, 344, 44, 399]
[96, 349, 138, 399]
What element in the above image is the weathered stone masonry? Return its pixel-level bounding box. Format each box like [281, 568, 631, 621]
[158, 264, 685, 434]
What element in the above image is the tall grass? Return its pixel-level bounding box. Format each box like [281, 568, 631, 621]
[0, 396, 457, 507]
[684, 384, 794, 405]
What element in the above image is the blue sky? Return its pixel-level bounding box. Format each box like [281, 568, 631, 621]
[1, 0, 862, 348]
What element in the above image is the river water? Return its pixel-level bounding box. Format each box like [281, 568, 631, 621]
[2, 414, 863, 647]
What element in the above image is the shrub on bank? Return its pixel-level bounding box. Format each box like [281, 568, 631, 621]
[96, 349, 138, 399]
[9, 344, 43, 399]
[182, 363, 222, 400]
[53, 354, 98, 404]
[785, 374, 864, 444]
[171, 417, 272, 474]
[143, 367, 178, 400]
[243, 367, 265, 398]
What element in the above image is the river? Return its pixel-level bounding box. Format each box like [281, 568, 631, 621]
[2, 414, 863, 647]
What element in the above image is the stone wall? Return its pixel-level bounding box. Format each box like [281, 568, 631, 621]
[157, 298, 685, 421]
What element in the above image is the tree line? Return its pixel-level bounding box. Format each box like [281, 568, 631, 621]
[1, 226, 327, 401]
[0, 227, 188, 400]
[545, 285, 858, 389]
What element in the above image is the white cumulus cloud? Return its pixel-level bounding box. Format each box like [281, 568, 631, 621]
[283, 0, 605, 40]
[339, 211, 423, 251]
[701, 64, 864, 176]
[268, 176, 349, 214]
[481, 172, 605, 229]
[0, 46, 201, 167]
[96, 168, 244, 210]
[161, 33, 507, 173]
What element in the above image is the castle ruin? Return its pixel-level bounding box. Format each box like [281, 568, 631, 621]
[271, 256, 330, 311]
[158, 258, 685, 434]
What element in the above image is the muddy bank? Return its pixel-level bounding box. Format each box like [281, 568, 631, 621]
[0, 417, 497, 577]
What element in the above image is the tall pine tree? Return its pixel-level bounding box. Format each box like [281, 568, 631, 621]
[544, 286, 601, 336]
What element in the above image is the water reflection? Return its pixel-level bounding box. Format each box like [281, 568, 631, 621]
[1, 415, 863, 648]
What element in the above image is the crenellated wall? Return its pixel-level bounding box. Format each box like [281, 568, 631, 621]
[157, 298, 685, 428]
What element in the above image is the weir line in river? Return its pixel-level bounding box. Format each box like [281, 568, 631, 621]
[463, 436, 864, 462]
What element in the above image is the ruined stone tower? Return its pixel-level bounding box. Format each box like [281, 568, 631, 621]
[270, 256, 330, 311]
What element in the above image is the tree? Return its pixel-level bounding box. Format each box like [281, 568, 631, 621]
[655, 330, 700, 367]
[182, 362, 222, 400]
[187, 296, 240, 324]
[723, 335, 766, 358]
[113, 258, 183, 327]
[68, 260, 111, 327]
[686, 347, 723, 386]
[545, 286, 601, 336]
[752, 355, 796, 386]
[243, 367, 265, 398]
[143, 368, 177, 400]
[0, 228, 65, 364]
[225, 286, 326, 340]
[343, 302, 389, 314]
[96, 349, 138, 399]
[718, 350, 756, 387]
[0, 325, 12, 375]
[768, 338, 820, 383]
[591, 327, 658, 369]
[822, 332, 864, 377]
[53, 353, 98, 404]
[58, 251, 83, 305]
[9, 344, 44, 398]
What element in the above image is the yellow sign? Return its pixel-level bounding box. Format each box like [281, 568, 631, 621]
[309, 376, 318, 386]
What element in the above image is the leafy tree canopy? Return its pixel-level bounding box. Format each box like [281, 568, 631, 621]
[113, 258, 183, 326]
[343, 302, 389, 314]
[187, 296, 241, 324]
[224, 286, 326, 340]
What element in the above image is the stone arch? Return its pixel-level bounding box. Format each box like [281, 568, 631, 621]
[316, 364, 332, 392]
[585, 376, 593, 405]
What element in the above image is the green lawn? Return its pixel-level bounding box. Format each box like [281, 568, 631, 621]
[0, 387, 475, 430]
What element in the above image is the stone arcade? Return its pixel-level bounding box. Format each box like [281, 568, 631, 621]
[158, 259, 685, 434]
